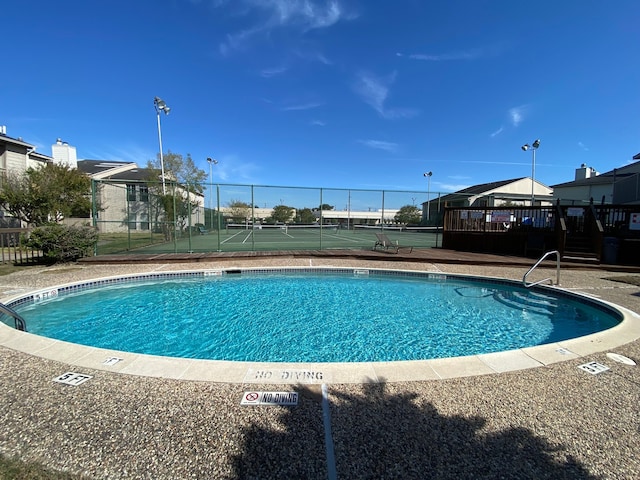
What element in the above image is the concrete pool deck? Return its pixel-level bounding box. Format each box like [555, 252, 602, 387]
[1, 252, 639, 478]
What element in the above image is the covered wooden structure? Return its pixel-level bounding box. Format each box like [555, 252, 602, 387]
[442, 201, 640, 265]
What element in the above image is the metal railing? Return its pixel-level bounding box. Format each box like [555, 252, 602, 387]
[523, 250, 560, 288]
[0, 302, 26, 331]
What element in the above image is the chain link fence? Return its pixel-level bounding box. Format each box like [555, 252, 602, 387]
[90, 180, 443, 255]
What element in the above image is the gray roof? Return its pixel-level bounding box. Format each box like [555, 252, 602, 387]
[0, 133, 54, 161]
[0, 133, 34, 149]
[424, 177, 544, 205]
[453, 178, 527, 196]
[551, 159, 640, 188]
[77, 160, 151, 181]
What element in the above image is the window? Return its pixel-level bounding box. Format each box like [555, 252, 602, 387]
[139, 185, 149, 202]
[140, 213, 149, 230]
[126, 184, 136, 201]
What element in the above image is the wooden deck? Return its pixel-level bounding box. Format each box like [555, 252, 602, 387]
[79, 248, 640, 272]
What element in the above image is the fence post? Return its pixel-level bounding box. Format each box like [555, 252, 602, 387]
[187, 182, 193, 253]
[216, 184, 221, 252]
[320, 188, 323, 250]
[127, 193, 132, 251]
[173, 187, 178, 253]
[381, 190, 385, 229]
[91, 179, 99, 256]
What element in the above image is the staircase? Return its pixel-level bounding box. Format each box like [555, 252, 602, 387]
[562, 234, 600, 263]
[494, 290, 557, 316]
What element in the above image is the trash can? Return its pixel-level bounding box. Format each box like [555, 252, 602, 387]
[602, 237, 619, 264]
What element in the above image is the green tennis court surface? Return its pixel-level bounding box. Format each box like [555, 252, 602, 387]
[128, 225, 441, 254]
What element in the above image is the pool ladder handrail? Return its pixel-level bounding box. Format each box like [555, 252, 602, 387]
[523, 250, 560, 288]
[0, 301, 27, 331]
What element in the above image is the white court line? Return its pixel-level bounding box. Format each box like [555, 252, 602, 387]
[220, 230, 246, 245]
[284, 228, 363, 243]
[322, 233, 363, 244]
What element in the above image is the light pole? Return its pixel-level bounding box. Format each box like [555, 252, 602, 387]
[423, 171, 432, 223]
[521, 139, 540, 205]
[154, 96, 171, 195]
[207, 157, 218, 229]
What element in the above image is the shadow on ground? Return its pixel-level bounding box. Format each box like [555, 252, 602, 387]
[229, 382, 596, 480]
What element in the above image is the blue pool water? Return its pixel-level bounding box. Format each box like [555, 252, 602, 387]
[12, 271, 621, 362]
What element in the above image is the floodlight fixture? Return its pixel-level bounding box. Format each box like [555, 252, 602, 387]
[154, 96, 171, 195]
[207, 157, 219, 231]
[424, 172, 433, 222]
[521, 139, 541, 204]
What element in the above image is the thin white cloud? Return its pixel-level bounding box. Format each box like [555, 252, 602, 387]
[219, 27, 260, 56]
[578, 141, 589, 151]
[310, 120, 326, 126]
[281, 101, 324, 111]
[352, 71, 419, 120]
[398, 50, 480, 62]
[490, 126, 504, 138]
[218, 0, 354, 55]
[509, 105, 529, 127]
[260, 66, 289, 78]
[353, 71, 390, 115]
[82, 144, 155, 164]
[462, 160, 531, 166]
[397, 44, 507, 62]
[438, 183, 471, 192]
[358, 139, 399, 153]
[293, 49, 333, 65]
[211, 154, 259, 183]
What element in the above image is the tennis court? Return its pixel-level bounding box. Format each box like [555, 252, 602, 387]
[129, 225, 441, 254]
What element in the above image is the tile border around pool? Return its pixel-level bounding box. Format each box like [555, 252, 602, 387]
[1, 266, 639, 384]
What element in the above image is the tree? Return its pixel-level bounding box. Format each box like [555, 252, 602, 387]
[146, 151, 207, 236]
[227, 200, 251, 223]
[147, 151, 207, 194]
[0, 163, 92, 226]
[394, 205, 421, 225]
[296, 207, 316, 224]
[270, 205, 294, 224]
[318, 204, 334, 211]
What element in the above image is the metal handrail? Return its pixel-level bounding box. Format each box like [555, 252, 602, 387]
[523, 250, 560, 288]
[0, 302, 27, 331]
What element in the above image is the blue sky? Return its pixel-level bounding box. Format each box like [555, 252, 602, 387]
[3, 0, 639, 196]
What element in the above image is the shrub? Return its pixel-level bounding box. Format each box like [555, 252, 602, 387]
[27, 223, 98, 263]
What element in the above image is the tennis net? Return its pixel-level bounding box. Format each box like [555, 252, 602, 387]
[226, 224, 339, 234]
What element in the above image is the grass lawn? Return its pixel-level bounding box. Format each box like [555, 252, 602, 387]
[96, 232, 166, 255]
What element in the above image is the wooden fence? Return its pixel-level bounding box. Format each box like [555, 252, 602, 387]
[442, 203, 640, 265]
[0, 228, 44, 264]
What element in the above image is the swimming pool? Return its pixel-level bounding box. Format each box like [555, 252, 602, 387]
[2, 267, 623, 363]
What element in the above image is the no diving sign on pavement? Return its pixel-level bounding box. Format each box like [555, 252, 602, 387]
[241, 391, 298, 406]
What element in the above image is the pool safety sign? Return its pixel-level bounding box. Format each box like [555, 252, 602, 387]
[53, 372, 93, 386]
[241, 391, 298, 406]
[578, 362, 610, 375]
[102, 357, 123, 366]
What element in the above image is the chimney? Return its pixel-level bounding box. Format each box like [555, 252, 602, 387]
[51, 138, 78, 169]
[575, 164, 598, 180]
